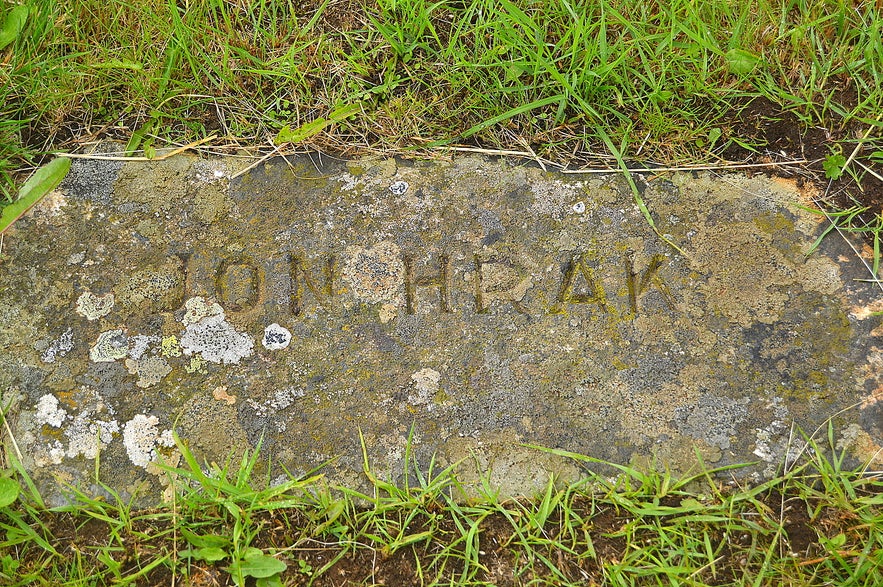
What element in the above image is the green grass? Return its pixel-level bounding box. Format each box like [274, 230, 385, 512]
[1, 426, 882, 586]
[1, 0, 881, 202]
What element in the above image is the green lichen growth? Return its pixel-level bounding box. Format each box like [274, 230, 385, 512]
[753, 213, 795, 235]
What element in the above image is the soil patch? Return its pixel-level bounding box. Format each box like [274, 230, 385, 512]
[724, 96, 883, 219]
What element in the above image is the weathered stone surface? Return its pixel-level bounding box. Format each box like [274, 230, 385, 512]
[1, 152, 881, 505]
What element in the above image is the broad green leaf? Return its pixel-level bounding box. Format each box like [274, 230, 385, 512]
[125, 119, 155, 156]
[256, 576, 284, 587]
[180, 527, 231, 549]
[823, 153, 846, 179]
[386, 530, 433, 552]
[707, 127, 722, 147]
[193, 547, 228, 562]
[725, 48, 762, 75]
[312, 499, 346, 536]
[228, 553, 287, 578]
[826, 533, 847, 549]
[0, 5, 28, 51]
[0, 477, 20, 508]
[275, 102, 362, 145]
[0, 157, 71, 234]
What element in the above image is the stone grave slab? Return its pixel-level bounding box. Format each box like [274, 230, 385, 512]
[1, 153, 881, 504]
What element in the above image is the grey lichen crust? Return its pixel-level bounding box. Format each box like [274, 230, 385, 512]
[1, 151, 881, 505]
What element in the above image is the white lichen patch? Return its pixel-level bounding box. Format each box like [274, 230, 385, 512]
[41, 328, 74, 363]
[29, 388, 121, 465]
[67, 251, 86, 265]
[75, 291, 115, 320]
[65, 416, 120, 460]
[31, 189, 67, 219]
[90, 329, 129, 362]
[336, 172, 360, 191]
[180, 313, 254, 364]
[262, 323, 292, 350]
[181, 296, 223, 326]
[246, 387, 304, 417]
[343, 241, 405, 304]
[530, 179, 584, 219]
[129, 334, 159, 360]
[33, 440, 66, 467]
[35, 394, 67, 427]
[191, 160, 230, 184]
[389, 180, 409, 195]
[751, 397, 796, 479]
[409, 368, 441, 407]
[123, 414, 173, 468]
[125, 355, 172, 388]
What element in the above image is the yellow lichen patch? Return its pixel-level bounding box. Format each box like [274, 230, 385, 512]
[752, 213, 795, 234]
[688, 221, 795, 326]
[184, 355, 207, 374]
[161, 335, 182, 357]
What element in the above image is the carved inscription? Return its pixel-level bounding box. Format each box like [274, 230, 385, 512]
[290, 254, 335, 316]
[215, 257, 262, 312]
[404, 254, 452, 314]
[169, 247, 675, 319]
[555, 254, 608, 313]
[624, 252, 675, 316]
[473, 255, 530, 315]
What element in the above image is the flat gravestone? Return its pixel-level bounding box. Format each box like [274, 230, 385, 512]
[1, 153, 881, 504]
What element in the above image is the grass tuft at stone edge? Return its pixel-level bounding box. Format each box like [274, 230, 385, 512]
[1, 423, 882, 586]
[0, 0, 881, 202]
